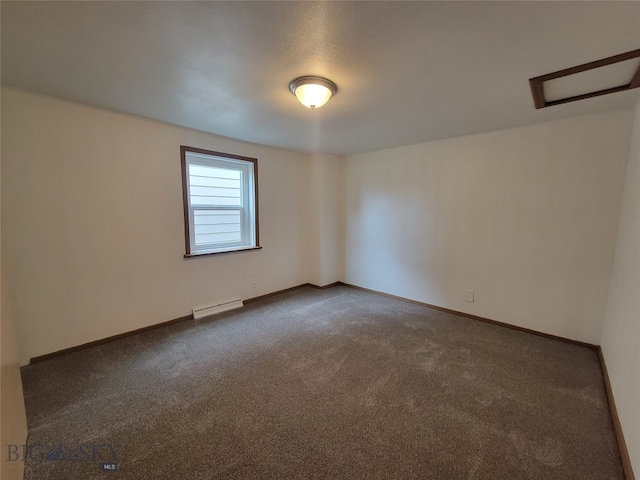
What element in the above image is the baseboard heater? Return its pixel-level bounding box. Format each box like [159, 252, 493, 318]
[192, 298, 243, 320]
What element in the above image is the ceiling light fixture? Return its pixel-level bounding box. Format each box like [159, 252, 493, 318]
[289, 76, 337, 109]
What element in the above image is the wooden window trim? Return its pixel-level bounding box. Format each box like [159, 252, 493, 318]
[180, 145, 260, 257]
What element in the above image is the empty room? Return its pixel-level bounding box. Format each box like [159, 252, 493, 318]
[1, 1, 638, 479]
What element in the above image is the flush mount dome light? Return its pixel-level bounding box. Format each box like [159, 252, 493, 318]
[289, 76, 338, 109]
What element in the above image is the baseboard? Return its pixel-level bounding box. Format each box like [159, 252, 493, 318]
[598, 348, 636, 480]
[27, 280, 597, 357]
[308, 281, 344, 290]
[243, 284, 310, 303]
[29, 283, 313, 364]
[29, 313, 194, 364]
[340, 283, 598, 350]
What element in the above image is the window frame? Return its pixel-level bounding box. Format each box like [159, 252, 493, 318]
[180, 146, 261, 257]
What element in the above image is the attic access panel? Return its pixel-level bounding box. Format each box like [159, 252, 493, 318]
[529, 49, 640, 109]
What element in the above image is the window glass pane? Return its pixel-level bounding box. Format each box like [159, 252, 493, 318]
[194, 231, 241, 245]
[189, 164, 240, 180]
[193, 210, 239, 224]
[189, 164, 241, 206]
[193, 210, 241, 246]
[189, 176, 240, 189]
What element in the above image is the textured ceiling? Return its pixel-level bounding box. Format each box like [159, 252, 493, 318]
[2, 1, 639, 155]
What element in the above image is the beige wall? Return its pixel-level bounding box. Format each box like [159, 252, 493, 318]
[1, 173, 28, 480]
[308, 154, 344, 287]
[1, 275, 28, 480]
[2, 87, 311, 365]
[601, 99, 640, 476]
[344, 110, 634, 344]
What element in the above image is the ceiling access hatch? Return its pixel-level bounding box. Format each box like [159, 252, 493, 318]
[529, 49, 640, 109]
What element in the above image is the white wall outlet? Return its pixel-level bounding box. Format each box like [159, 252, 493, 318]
[465, 289, 474, 302]
[251, 279, 257, 289]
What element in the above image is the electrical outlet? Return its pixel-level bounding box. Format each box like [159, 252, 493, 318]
[251, 279, 257, 289]
[465, 289, 474, 302]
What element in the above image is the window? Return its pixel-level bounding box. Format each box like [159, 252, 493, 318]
[181, 146, 260, 256]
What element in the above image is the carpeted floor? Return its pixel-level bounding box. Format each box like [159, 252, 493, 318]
[21, 285, 623, 479]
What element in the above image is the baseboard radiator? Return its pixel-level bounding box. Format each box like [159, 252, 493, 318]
[192, 298, 243, 320]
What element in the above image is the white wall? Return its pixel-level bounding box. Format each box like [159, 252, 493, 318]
[344, 110, 634, 344]
[1, 88, 310, 365]
[307, 154, 344, 287]
[601, 99, 640, 476]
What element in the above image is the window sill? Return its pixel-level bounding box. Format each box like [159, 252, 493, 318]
[184, 245, 262, 258]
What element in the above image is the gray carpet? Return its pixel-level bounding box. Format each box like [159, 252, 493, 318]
[20, 285, 623, 479]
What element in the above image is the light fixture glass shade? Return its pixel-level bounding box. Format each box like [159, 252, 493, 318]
[294, 84, 333, 109]
[289, 76, 337, 109]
